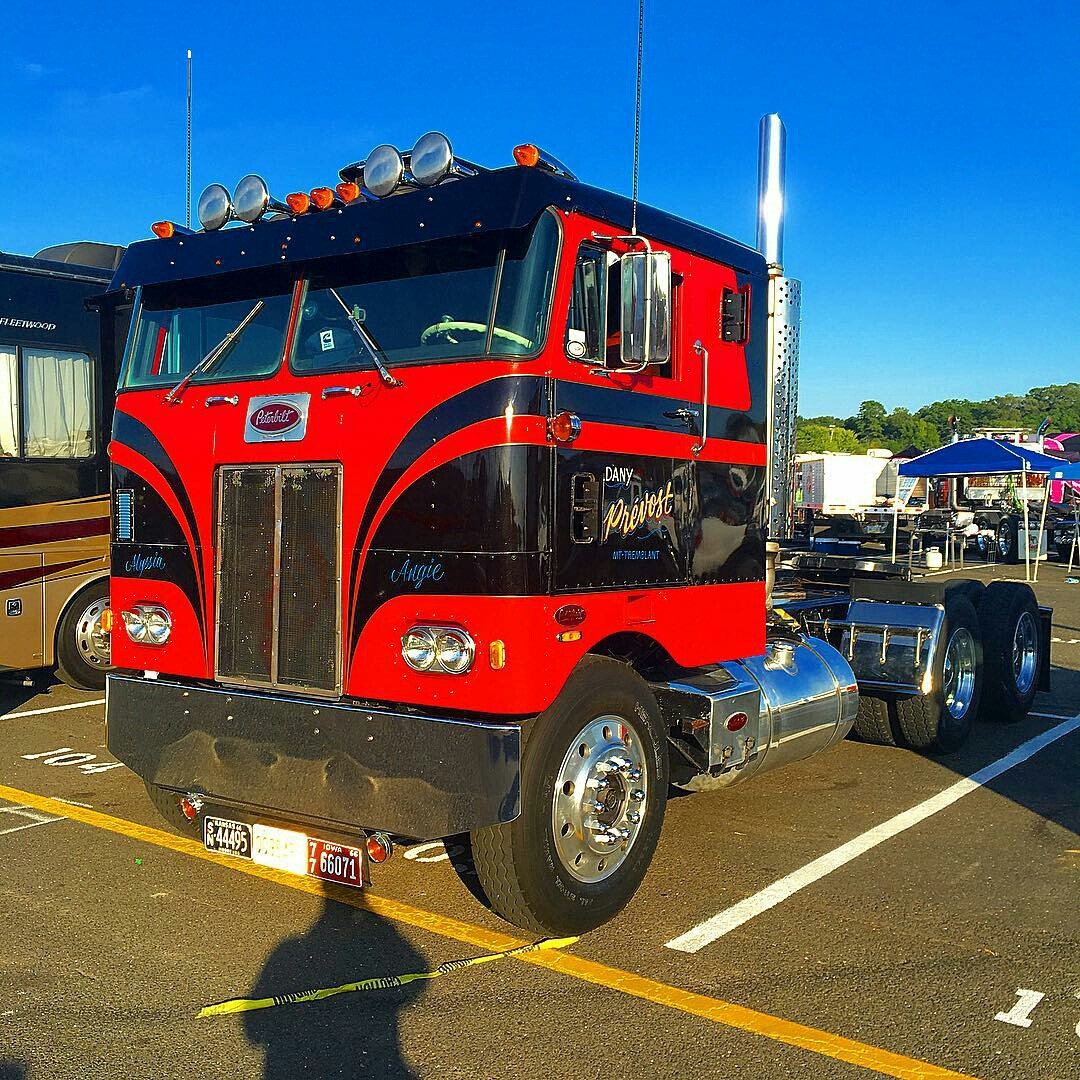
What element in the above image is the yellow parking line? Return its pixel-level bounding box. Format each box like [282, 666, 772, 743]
[0, 781, 974, 1080]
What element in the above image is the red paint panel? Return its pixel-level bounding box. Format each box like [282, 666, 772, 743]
[109, 578, 205, 675]
[348, 582, 766, 714]
[0, 517, 110, 549]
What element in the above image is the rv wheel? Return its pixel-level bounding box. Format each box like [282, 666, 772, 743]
[977, 582, 1041, 723]
[470, 656, 667, 935]
[56, 580, 111, 691]
[894, 594, 983, 753]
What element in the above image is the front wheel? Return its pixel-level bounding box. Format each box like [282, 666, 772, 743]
[470, 657, 668, 935]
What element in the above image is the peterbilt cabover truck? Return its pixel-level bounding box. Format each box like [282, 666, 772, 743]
[103, 120, 1049, 935]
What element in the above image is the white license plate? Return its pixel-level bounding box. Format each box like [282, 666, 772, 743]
[251, 823, 308, 876]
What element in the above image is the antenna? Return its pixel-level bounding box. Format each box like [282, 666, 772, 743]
[631, 0, 644, 235]
[186, 50, 193, 229]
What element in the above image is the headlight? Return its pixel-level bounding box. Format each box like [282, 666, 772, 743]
[401, 628, 436, 671]
[435, 630, 474, 674]
[121, 604, 172, 646]
[401, 626, 474, 674]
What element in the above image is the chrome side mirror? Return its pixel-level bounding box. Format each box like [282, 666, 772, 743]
[619, 250, 671, 367]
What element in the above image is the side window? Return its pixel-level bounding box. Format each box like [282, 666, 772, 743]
[565, 245, 606, 362]
[0, 345, 17, 457]
[21, 348, 94, 459]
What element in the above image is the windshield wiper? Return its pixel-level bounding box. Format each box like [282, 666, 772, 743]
[328, 288, 403, 388]
[163, 300, 266, 405]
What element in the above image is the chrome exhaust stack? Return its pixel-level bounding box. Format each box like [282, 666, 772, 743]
[758, 113, 801, 542]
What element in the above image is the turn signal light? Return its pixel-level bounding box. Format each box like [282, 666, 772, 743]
[556, 630, 582, 643]
[514, 143, 541, 167]
[285, 192, 310, 214]
[336, 182, 362, 204]
[366, 832, 393, 864]
[151, 221, 176, 239]
[488, 639, 506, 670]
[726, 712, 749, 732]
[100, 607, 114, 634]
[310, 186, 336, 210]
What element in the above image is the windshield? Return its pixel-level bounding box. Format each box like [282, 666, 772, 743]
[122, 272, 294, 389]
[292, 211, 559, 373]
[120, 210, 559, 390]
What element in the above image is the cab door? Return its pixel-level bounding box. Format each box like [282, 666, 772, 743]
[552, 242, 696, 592]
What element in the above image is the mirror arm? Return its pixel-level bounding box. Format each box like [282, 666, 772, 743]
[691, 340, 708, 456]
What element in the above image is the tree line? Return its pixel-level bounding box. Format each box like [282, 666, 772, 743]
[796, 382, 1080, 455]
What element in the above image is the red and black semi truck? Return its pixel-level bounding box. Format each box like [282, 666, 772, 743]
[102, 120, 1049, 934]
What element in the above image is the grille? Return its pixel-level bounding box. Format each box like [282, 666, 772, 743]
[216, 464, 341, 693]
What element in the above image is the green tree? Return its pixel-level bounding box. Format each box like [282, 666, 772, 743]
[796, 422, 863, 454]
[849, 400, 887, 444]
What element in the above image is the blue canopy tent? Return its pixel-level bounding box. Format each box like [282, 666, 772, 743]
[1043, 460, 1080, 576]
[1047, 460, 1080, 481]
[894, 439, 1066, 578]
[896, 437, 1063, 477]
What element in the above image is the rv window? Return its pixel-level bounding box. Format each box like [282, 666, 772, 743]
[21, 348, 93, 459]
[0, 347, 17, 456]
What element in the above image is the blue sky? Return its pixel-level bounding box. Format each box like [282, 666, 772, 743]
[2, 1, 1076, 416]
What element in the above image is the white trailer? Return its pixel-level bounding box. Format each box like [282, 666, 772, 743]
[796, 452, 891, 513]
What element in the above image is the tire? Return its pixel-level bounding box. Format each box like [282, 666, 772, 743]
[894, 595, 982, 753]
[997, 517, 1019, 564]
[55, 580, 111, 691]
[470, 656, 668, 935]
[851, 694, 899, 746]
[977, 582, 1041, 723]
[945, 579, 985, 609]
[144, 782, 199, 835]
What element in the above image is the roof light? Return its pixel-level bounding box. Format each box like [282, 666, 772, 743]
[336, 181, 362, 204]
[232, 173, 271, 223]
[151, 221, 176, 239]
[411, 131, 454, 187]
[197, 183, 232, 230]
[310, 186, 337, 211]
[514, 143, 541, 167]
[363, 144, 404, 198]
[285, 192, 310, 215]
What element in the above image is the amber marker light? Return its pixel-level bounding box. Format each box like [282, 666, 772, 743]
[336, 182, 362, 204]
[513, 143, 541, 167]
[151, 221, 176, 239]
[550, 411, 581, 444]
[556, 630, 583, 643]
[488, 640, 507, 670]
[310, 186, 336, 210]
[100, 608, 114, 634]
[285, 192, 310, 214]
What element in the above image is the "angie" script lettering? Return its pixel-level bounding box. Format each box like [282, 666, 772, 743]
[390, 556, 446, 591]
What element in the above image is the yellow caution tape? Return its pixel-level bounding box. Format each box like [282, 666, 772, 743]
[197, 935, 579, 1018]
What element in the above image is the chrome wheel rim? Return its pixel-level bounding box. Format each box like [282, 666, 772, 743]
[551, 714, 648, 884]
[997, 525, 1011, 557]
[1012, 611, 1038, 696]
[943, 627, 977, 719]
[75, 597, 111, 668]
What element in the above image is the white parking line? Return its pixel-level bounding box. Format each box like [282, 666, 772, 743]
[0, 803, 64, 836]
[2, 699, 104, 721]
[665, 715, 1080, 953]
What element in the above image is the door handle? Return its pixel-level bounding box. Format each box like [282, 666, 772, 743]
[691, 340, 708, 455]
[663, 408, 697, 427]
[204, 395, 239, 407]
[321, 385, 366, 399]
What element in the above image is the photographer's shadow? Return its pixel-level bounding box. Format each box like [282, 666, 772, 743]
[243, 894, 425, 1079]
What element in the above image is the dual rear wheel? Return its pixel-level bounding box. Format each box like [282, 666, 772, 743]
[854, 580, 1042, 754]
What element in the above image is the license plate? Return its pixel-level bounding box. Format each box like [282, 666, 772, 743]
[204, 816, 252, 859]
[202, 815, 363, 888]
[307, 839, 364, 887]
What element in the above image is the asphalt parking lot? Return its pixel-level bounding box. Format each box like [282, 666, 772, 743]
[0, 563, 1077, 1079]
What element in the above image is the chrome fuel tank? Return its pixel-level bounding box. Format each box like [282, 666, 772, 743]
[658, 635, 858, 791]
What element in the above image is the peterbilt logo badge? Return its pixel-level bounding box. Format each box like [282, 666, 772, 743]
[250, 403, 301, 434]
[244, 393, 310, 443]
